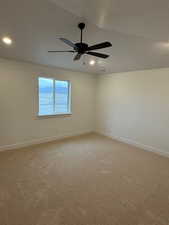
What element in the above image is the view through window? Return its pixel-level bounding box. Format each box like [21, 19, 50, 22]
[38, 77, 71, 116]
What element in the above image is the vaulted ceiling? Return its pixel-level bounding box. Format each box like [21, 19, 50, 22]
[1, 0, 169, 74]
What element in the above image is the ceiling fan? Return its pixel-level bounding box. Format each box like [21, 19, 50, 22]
[48, 23, 112, 61]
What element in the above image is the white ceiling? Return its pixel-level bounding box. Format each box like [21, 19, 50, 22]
[1, 0, 169, 74]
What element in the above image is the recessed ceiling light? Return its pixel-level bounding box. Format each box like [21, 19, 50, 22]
[2, 36, 12, 45]
[89, 60, 95, 66]
[155, 41, 169, 49]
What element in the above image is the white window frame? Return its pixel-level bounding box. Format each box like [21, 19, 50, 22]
[38, 77, 72, 117]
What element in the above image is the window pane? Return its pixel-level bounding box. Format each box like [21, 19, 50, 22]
[55, 80, 69, 114]
[39, 78, 54, 115]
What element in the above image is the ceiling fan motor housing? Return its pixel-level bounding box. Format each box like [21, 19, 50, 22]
[75, 42, 88, 54]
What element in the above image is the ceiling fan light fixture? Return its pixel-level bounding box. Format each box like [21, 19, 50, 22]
[2, 36, 12, 45]
[89, 60, 95, 66]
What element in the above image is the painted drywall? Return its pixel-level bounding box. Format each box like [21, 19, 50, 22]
[0, 58, 97, 150]
[96, 68, 169, 155]
[1, 57, 169, 156]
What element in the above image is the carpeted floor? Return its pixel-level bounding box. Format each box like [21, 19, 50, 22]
[0, 133, 169, 225]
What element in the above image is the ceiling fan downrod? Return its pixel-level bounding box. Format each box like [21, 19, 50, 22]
[78, 22, 85, 43]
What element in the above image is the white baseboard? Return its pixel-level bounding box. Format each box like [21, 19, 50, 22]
[0, 130, 93, 152]
[2, 130, 169, 159]
[96, 130, 169, 159]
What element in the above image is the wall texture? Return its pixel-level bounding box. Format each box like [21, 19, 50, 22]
[0, 58, 96, 150]
[96, 69, 169, 156]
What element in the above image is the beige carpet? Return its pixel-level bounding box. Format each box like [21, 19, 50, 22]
[0, 133, 169, 225]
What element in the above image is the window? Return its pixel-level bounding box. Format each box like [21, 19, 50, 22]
[38, 77, 71, 116]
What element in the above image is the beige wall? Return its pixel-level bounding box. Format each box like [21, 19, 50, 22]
[1, 58, 169, 155]
[96, 69, 169, 155]
[0, 58, 96, 149]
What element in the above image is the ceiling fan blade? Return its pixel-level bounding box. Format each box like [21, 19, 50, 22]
[59, 38, 77, 49]
[86, 52, 109, 58]
[48, 50, 75, 52]
[73, 53, 82, 61]
[87, 42, 112, 51]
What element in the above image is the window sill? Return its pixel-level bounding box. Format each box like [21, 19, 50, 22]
[37, 113, 72, 119]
